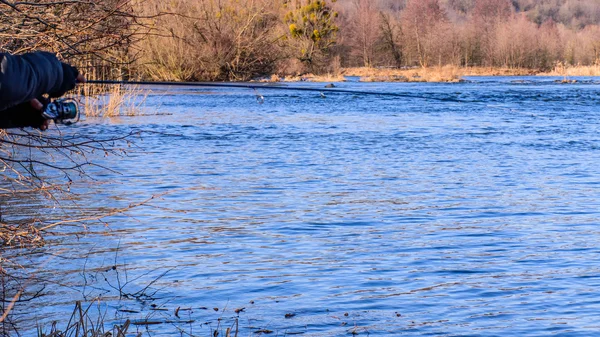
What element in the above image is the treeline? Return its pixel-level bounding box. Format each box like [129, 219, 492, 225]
[1, 0, 600, 81]
[335, 0, 600, 70]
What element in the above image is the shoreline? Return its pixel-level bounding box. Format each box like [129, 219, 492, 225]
[257, 65, 600, 83]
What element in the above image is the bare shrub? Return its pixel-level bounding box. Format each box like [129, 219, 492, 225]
[136, 0, 283, 81]
[0, 0, 146, 80]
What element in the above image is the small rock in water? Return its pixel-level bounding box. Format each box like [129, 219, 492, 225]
[325, 83, 336, 88]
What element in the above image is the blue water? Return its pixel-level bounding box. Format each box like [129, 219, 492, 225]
[6, 76, 600, 336]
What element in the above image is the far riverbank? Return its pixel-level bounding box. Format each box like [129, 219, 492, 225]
[258, 65, 600, 83]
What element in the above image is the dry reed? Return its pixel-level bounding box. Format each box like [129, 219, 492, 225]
[538, 63, 600, 76]
[79, 84, 149, 118]
[36, 301, 135, 337]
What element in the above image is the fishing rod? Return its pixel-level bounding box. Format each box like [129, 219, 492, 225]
[46, 79, 467, 125]
[85, 79, 466, 103]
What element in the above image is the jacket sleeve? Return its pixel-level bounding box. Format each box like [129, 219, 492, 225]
[0, 52, 64, 111]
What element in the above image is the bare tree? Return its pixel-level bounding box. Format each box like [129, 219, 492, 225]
[0, 0, 151, 80]
[379, 12, 403, 68]
[347, 0, 381, 68]
[578, 25, 600, 65]
[402, 0, 448, 67]
[470, 0, 514, 66]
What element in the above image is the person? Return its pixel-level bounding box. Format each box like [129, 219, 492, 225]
[0, 51, 85, 130]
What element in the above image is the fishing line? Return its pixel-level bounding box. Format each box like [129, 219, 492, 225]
[85, 80, 470, 103]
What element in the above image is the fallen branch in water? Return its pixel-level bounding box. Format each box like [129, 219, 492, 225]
[39, 195, 157, 232]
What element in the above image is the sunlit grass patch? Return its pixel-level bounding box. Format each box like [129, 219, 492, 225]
[539, 62, 600, 76]
[460, 67, 536, 76]
[345, 66, 462, 83]
[282, 73, 346, 82]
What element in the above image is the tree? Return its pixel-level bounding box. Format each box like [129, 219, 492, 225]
[493, 14, 537, 68]
[283, 0, 339, 71]
[447, 0, 475, 14]
[0, 2, 151, 329]
[536, 19, 563, 69]
[348, 0, 380, 67]
[470, 0, 514, 66]
[402, 0, 448, 67]
[379, 12, 403, 68]
[0, 0, 147, 80]
[473, 0, 513, 21]
[577, 25, 600, 65]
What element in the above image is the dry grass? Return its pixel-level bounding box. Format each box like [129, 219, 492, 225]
[344, 66, 463, 82]
[34, 299, 245, 337]
[341, 65, 600, 82]
[36, 301, 137, 337]
[460, 67, 538, 76]
[340, 66, 544, 82]
[80, 84, 149, 118]
[538, 63, 600, 76]
[272, 73, 346, 82]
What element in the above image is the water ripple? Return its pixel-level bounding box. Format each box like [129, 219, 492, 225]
[11, 76, 600, 336]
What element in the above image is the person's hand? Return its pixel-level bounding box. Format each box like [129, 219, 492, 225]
[29, 98, 49, 131]
[32, 70, 85, 131]
[49, 63, 84, 98]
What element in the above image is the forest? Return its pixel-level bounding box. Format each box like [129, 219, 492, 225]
[1, 0, 599, 80]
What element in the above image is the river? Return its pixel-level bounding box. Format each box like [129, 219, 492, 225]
[5, 76, 600, 336]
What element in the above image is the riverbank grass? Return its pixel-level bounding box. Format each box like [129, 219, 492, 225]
[539, 63, 600, 76]
[344, 66, 463, 83]
[81, 84, 149, 117]
[343, 65, 600, 82]
[267, 66, 543, 83]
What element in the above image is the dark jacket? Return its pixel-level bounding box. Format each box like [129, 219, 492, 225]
[0, 52, 78, 128]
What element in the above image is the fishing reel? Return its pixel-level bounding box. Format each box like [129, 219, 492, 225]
[41, 98, 80, 125]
